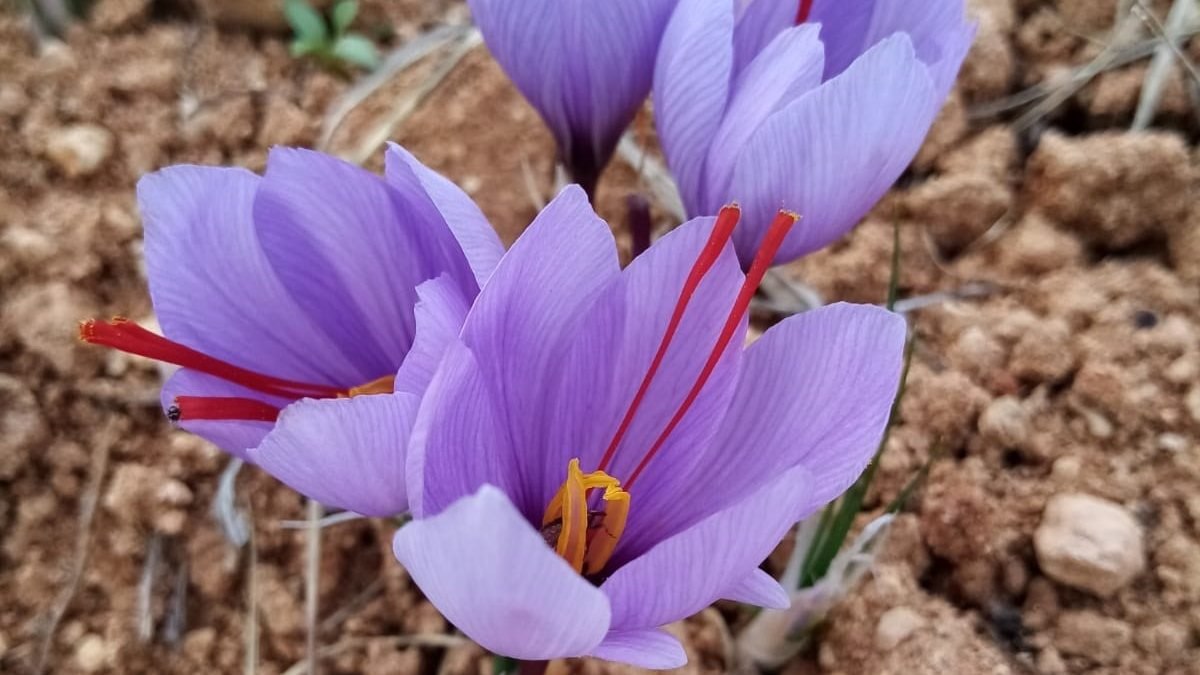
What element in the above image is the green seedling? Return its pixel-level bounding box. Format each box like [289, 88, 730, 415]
[286, 0, 380, 73]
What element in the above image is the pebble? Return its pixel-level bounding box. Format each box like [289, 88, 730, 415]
[74, 633, 108, 672]
[978, 396, 1030, 448]
[1054, 610, 1132, 665]
[44, 124, 114, 178]
[875, 606, 927, 651]
[1034, 493, 1145, 597]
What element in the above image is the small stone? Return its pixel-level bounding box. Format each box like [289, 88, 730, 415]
[1055, 611, 1132, 665]
[875, 606, 927, 651]
[1010, 318, 1075, 383]
[1135, 620, 1188, 660]
[978, 396, 1030, 448]
[1034, 493, 1145, 597]
[1157, 432, 1189, 454]
[74, 634, 108, 672]
[44, 124, 115, 178]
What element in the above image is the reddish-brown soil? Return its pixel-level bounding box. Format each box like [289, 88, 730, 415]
[1, 0, 1198, 673]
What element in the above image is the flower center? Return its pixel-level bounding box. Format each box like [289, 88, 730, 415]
[543, 207, 798, 574]
[541, 458, 629, 576]
[80, 317, 395, 423]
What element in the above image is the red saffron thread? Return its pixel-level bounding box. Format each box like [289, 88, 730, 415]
[796, 0, 814, 24]
[172, 396, 282, 422]
[80, 318, 340, 399]
[624, 210, 798, 490]
[595, 206, 741, 473]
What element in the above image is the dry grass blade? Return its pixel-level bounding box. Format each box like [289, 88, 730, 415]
[33, 440, 111, 675]
[318, 24, 473, 152]
[305, 499, 323, 675]
[244, 506, 259, 675]
[616, 132, 686, 222]
[280, 635, 470, 675]
[279, 510, 363, 530]
[1132, 0, 1200, 129]
[213, 458, 249, 547]
[136, 533, 163, 643]
[337, 29, 483, 165]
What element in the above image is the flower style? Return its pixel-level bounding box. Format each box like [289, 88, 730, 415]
[80, 145, 504, 517]
[466, 0, 679, 195]
[393, 186, 906, 667]
[654, 0, 974, 266]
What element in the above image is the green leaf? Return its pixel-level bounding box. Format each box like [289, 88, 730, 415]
[284, 0, 328, 43]
[289, 38, 324, 58]
[332, 34, 380, 70]
[331, 0, 358, 36]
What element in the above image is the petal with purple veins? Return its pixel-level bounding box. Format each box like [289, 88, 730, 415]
[393, 275, 471, 398]
[139, 166, 360, 386]
[729, 34, 937, 265]
[722, 568, 790, 608]
[393, 485, 611, 660]
[160, 368, 286, 461]
[248, 392, 418, 517]
[589, 629, 687, 670]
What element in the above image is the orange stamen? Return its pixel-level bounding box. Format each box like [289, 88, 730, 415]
[624, 211, 798, 490]
[595, 206, 741, 473]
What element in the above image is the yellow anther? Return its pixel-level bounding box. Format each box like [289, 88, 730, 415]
[542, 458, 630, 576]
[342, 374, 396, 398]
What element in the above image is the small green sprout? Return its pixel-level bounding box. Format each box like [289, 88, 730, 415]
[286, 0, 380, 73]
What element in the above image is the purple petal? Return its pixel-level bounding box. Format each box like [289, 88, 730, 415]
[393, 485, 611, 659]
[706, 24, 825, 204]
[384, 144, 504, 287]
[538, 217, 746, 562]
[807, 0, 878, 78]
[653, 0, 734, 215]
[247, 393, 418, 517]
[405, 340, 518, 519]
[856, 0, 973, 95]
[731, 0, 795, 75]
[729, 35, 938, 264]
[722, 568, 790, 609]
[458, 186, 620, 513]
[252, 148, 471, 381]
[667, 303, 906, 520]
[468, 0, 676, 175]
[602, 463, 815, 630]
[393, 275, 471, 397]
[589, 630, 687, 669]
[160, 369, 284, 460]
[139, 166, 360, 386]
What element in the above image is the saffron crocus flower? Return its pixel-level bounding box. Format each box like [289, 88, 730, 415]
[467, 0, 679, 196]
[81, 145, 504, 517]
[655, 0, 974, 266]
[393, 186, 905, 667]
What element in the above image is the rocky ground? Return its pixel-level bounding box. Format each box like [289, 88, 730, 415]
[1, 0, 1198, 674]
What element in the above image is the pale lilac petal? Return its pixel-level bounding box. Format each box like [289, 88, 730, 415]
[468, 0, 676, 179]
[589, 630, 687, 669]
[654, 0, 734, 215]
[384, 144, 503, 287]
[160, 369, 284, 460]
[706, 24, 824, 204]
[858, 0, 972, 95]
[393, 485, 611, 659]
[722, 568, 790, 609]
[807, 0, 878, 78]
[602, 463, 815, 630]
[670, 303, 906, 517]
[729, 35, 937, 264]
[536, 217, 746, 563]
[393, 275, 471, 397]
[139, 166, 359, 386]
[731, 0, 795, 75]
[247, 393, 418, 517]
[252, 148, 469, 380]
[459, 186, 620, 513]
[406, 340, 517, 519]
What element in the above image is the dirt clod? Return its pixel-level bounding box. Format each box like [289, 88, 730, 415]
[1034, 493, 1146, 597]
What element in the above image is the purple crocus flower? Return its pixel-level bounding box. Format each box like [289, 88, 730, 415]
[393, 186, 905, 667]
[81, 145, 504, 517]
[655, 0, 974, 266]
[467, 0, 679, 195]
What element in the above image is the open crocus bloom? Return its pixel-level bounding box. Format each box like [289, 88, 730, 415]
[655, 0, 974, 266]
[466, 0, 679, 195]
[394, 186, 906, 667]
[81, 144, 504, 517]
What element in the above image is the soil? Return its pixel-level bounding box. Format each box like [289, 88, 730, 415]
[1, 0, 1198, 674]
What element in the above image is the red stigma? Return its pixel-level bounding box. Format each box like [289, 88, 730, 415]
[595, 206, 741, 473]
[796, 0, 813, 24]
[172, 396, 282, 423]
[80, 318, 341, 400]
[625, 210, 798, 490]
